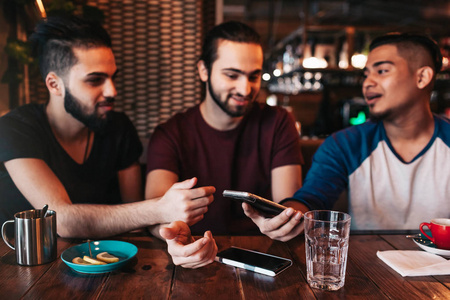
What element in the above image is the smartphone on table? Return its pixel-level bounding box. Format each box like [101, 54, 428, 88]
[222, 190, 287, 216]
[215, 246, 292, 277]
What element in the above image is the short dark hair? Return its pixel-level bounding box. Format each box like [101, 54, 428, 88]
[369, 32, 442, 74]
[29, 15, 112, 80]
[200, 21, 262, 73]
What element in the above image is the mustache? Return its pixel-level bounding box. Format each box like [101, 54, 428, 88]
[229, 94, 252, 101]
[96, 97, 115, 107]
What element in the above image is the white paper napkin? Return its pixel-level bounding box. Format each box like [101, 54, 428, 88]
[377, 250, 450, 277]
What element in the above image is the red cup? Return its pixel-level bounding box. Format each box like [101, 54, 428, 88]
[420, 218, 450, 250]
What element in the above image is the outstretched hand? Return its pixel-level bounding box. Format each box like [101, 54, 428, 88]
[160, 221, 218, 269]
[157, 177, 215, 226]
[242, 203, 304, 242]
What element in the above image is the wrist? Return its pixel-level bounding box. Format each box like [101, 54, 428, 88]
[143, 197, 165, 225]
[279, 198, 309, 213]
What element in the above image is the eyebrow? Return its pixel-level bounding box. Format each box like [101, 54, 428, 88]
[373, 61, 394, 67]
[363, 61, 394, 72]
[86, 69, 119, 79]
[222, 68, 262, 76]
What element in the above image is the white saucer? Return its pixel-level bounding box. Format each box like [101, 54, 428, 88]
[412, 234, 450, 258]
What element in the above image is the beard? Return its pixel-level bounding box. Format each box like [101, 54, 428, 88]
[64, 89, 113, 133]
[207, 76, 254, 118]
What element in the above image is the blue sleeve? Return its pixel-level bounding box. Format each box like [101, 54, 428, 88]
[291, 135, 350, 210]
[289, 121, 381, 210]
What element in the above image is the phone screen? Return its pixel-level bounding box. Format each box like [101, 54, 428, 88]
[216, 247, 292, 276]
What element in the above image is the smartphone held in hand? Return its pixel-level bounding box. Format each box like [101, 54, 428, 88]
[215, 246, 292, 276]
[222, 190, 287, 216]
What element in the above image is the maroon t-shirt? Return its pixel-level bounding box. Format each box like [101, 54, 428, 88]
[146, 102, 303, 234]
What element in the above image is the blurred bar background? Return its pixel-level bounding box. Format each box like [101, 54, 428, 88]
[1, 0, 449, 155]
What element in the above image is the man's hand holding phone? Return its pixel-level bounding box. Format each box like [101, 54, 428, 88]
[222, 190, 305, 242]
[242, 203, 304, 242]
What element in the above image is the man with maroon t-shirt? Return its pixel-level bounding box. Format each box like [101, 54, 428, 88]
[145, 22, 307, 268]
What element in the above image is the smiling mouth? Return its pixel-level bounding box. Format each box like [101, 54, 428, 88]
[230, 95, 251, 105]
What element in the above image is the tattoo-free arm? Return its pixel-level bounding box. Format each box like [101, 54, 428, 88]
[145, 170, 215, 240]
[5, 158, 170, 238]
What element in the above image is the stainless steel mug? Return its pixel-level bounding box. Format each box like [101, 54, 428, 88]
[1, 209, 57, 265]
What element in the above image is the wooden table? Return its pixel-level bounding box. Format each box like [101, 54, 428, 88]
[1, 231, 449, 299]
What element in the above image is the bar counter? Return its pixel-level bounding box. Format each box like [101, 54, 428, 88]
[1, 230, 449, 299]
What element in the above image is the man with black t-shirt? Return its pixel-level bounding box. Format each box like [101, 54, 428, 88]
[0, 16, 214, 240]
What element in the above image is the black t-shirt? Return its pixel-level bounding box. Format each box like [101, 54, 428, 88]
[0, 103, 142, 224]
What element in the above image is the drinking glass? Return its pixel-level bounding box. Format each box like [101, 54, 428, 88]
[304, 210, 351, 291]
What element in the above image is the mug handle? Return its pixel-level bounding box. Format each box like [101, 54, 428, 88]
[419, 222, 435, 243]
[1, 220, 15, 250]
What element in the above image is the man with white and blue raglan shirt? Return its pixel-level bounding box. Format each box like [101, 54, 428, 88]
[288, 33, 450, 230]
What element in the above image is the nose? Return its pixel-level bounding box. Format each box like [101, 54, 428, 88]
[236, 77, 251, 96]
[104, 79, 117, 98]
[362, 73, 375, 91]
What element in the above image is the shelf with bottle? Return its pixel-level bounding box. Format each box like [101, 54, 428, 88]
[264, 25, 377, 95]
[265, 32, 450, 95]
[266, 68, 364, 95]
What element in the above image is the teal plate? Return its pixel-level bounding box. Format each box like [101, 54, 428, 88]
[61, 240, 138, 274]
[412, 234, 450, 258]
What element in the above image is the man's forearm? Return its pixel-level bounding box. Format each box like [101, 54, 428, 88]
[56, 199, 162, 238]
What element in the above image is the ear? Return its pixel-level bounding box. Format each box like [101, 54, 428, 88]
[45, 72, 64, 97]
[197, 60, 209, 82]
[416, 66, 434, 89]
